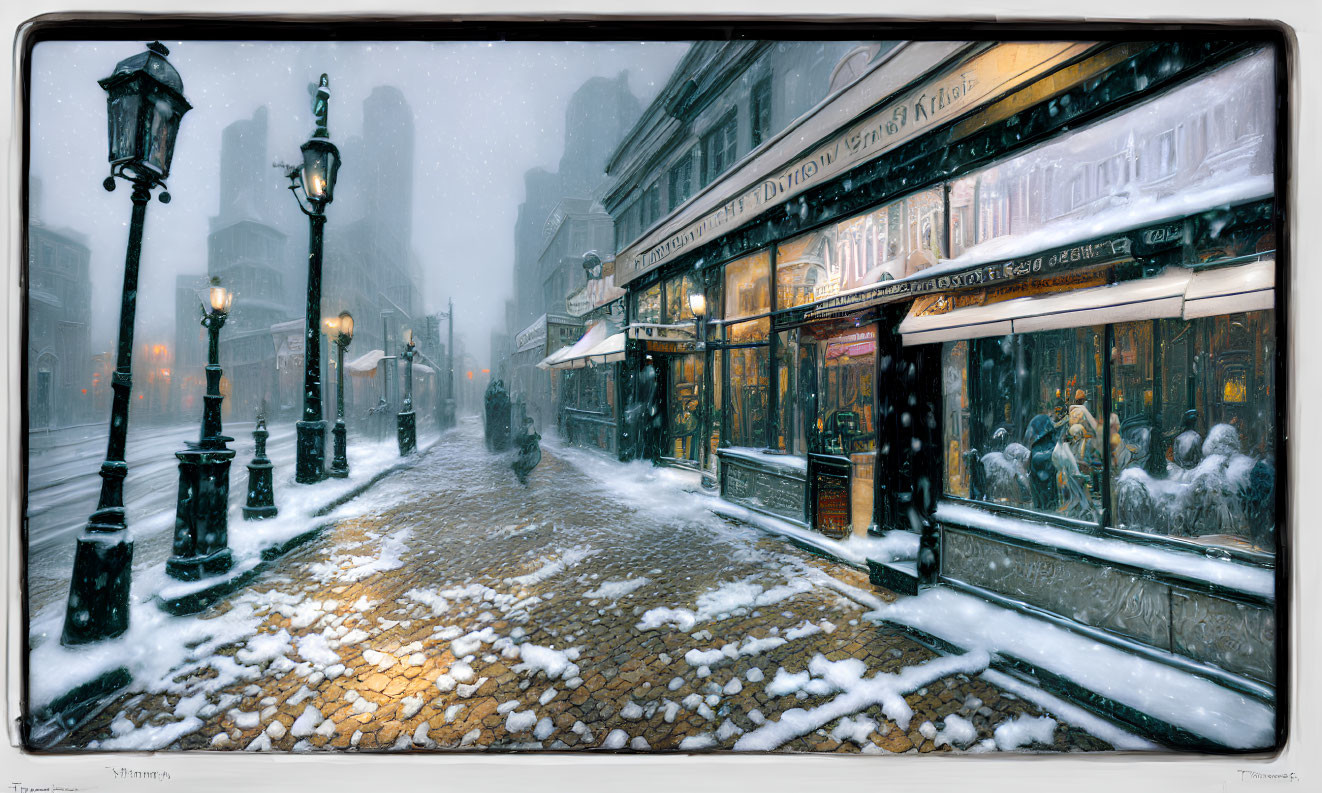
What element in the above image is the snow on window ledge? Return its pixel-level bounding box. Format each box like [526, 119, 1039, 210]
[717, 446, 809, 474]
[932, 501, 1274, 600]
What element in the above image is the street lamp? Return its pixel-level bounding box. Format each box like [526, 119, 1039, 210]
[398, 328, 417, 456]
[688, 291, 707, 319]
[282, 73, 341, 484]
[329, 311, 354, 477]
[166, 277, 236, 581]
[434, 298, 455, 429]
[62, 42, 190, 646]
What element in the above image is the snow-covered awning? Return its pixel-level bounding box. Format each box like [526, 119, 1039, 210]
[543, 321, 620, 370]
[345, 349, 387, 375]
[898, 265, 1268, 346]
[583, 332, 626, 365]
[1183, 259, 1275, 319]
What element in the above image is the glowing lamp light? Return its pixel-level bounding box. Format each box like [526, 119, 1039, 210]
[338, 311, 354, 342]
[688, 292, 706, 317]
[208, 282, 232, 314]
[481, 368, 489, 374]
[467, 371, 474, 380]
[404, 328, 414, 346]
[300, 136, 340, 206]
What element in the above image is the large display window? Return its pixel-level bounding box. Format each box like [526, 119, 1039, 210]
[947, 49, 1274, 263]
[634, 282, 662, 325]
[1110, 311, 1276, 553]
[942, 309, 1276, 554]
[724, 250, 771, 321]
[774, 187, 946, 309]
[945, 327, 1106, 522]
[726, 346, 769, 448]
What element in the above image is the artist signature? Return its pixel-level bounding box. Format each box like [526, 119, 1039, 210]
[1237, 770, 1300, 782]
[9, 785, 80, 793]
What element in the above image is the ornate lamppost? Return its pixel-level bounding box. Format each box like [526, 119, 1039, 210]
[328, 311, 354, 477]
[166, 279, 236, 581]
[282, 73, 342, 484]
[398, 328, 417, 455]
[62, 42, 190, 645]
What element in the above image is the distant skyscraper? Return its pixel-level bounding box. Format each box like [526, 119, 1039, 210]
[27, 216, 93, 428]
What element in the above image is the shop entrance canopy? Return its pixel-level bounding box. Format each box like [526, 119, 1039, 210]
[898, 261, 1273, 346]
[538, 320, 623, 369]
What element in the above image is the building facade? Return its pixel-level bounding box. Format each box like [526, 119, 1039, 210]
[27, 221, 93, 429]
[602, 37, 1285, 744]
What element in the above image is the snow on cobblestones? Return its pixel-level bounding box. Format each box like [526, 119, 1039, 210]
[585, 577, 650, 600]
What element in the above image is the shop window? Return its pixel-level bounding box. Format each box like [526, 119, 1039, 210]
[726, 346, 769, 448]
[1110, 311, 1275, 554]
[724, 250, 771, 321]
[799, 323, 877, 458]
[664, 271, 702, 331]
[776, 227, 836, 309]
[944, 327, 1106, 522]
[667, 354, 704, 463]
[946, 49, 1274, 262]
[774, 330, 801, 454]
[634, 282, 662, 325]
[708, 350, 722, 473]
[943, 340, 972, 499]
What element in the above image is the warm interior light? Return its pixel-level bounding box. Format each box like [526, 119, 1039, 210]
[405, 328, 414, 346]
[339, 311, 354, 340]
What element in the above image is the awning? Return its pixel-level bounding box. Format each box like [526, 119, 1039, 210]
[542, 321, 622, 369]
[1183, 260, 1275, 319]
[413, 362, 435, 377]
[900, 269, 1181, 346]
[345, 349, 387, 375]
[900, 261, 1275, 345]
[536, 345, 572, 371]
[583, 332, 626, 365]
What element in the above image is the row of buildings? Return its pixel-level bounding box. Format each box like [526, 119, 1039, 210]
[498, 37, 1284, 746]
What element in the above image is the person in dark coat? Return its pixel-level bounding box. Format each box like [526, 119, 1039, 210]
[1025, 412, 1060, 510]
[512, 417, 542, 486]
[484, 379, 511, 452]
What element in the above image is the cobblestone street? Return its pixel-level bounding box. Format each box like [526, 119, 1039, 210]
[60, 418, 1117, 754]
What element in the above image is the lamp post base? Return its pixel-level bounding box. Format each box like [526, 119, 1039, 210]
[243, 456, 279, 519]
[397, 410, 416, 456]
[167, 447, 236, 582]
[295, 419, 327, 483]
[329, 420, 349, 477]
[61, 529, 134, 645]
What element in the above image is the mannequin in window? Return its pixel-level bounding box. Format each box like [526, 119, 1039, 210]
[1067, 388, 1102, 467]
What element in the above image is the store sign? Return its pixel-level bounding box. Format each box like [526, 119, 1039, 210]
[617, 41, 1093, 286]
[909, 266, 1113, 316]
[807, 234, 1132, 318]
[515, 316, 547, 353]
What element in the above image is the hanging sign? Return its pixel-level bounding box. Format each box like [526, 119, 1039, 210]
[617, 41, 1094, 287]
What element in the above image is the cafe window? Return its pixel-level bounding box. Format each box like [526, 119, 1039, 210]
[634, 282, 662, 325]
[774, 329, 802, 454]
[724, 250, 771, 322]
[774, 188, 945, 310]
[944, 326, 1106, 522]
[664, 271, 702, 332]
[726, 346, 769, 448]
[1110, 311, 1275, 554]
[947, 49, 1274, 261]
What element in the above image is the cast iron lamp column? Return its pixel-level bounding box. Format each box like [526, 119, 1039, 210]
[398, 329, 417, 455]
[329, 311, 354, 477]
[243, 413, 278, 519]
[283, 73, 342, 484]
[62, 42, 191, 645]
[166, 280, 236, 581]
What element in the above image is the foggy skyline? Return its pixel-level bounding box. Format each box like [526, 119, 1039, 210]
[28, 39, 688, 364]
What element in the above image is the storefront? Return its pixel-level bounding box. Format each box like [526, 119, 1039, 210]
[610, 37, 1283, 704]
[510, 313, 582, 434]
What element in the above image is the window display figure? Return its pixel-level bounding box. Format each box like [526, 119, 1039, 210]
[1172, 409, 1203, 470]
[672, 396, 699, 460]
[1066, 389, 1102, 468]
[1024, 413, 1059, 510]
[512, 416, 542, 486]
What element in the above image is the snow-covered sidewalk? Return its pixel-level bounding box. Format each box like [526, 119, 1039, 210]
[27, 428, 444, 734]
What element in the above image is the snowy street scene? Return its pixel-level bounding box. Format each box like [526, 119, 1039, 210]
[36, 418, 1138, 754]
[20, 24, 1285, 764]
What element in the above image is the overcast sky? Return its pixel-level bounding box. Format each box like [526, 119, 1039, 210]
[28, 39, 688, 363]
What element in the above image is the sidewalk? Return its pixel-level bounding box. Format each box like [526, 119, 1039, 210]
[26, 427, 445, 743]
